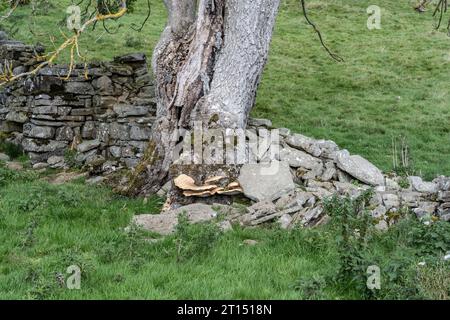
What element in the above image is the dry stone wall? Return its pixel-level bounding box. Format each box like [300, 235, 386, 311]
[135, 118, 450, 235]
[0, 38, 156, 169]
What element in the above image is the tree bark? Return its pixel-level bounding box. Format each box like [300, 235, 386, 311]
[129, 0, 280, 195]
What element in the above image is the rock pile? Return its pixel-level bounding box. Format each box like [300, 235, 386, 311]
[0, 39, 156, 170]
[0, 38, 44, 76]
[0, 39, 447, 234]
[133, 118, 450, 235]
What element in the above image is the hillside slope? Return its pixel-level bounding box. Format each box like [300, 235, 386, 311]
[2, 0, 449, 178]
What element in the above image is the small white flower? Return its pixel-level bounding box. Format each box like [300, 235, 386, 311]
[423, 221, 430, 226]
[418, 261, 426, 266]
[444, 254, 450, 261]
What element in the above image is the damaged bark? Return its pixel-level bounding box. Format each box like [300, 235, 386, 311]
[129, 0, 281, 195]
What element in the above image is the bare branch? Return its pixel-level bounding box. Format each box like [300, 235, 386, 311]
[300, 0, 344, 62]
[0, 0, 20, 22]
[0, 0, 128, 86]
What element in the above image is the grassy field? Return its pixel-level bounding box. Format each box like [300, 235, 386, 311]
[0, 0, 450, 300]
[2, 0, 449, 179]
[0, 162, 449, 299]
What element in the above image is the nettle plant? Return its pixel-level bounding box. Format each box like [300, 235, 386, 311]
[324, 190, 375, 296]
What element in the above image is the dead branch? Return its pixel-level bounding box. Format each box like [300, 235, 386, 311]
[0, 0, 128, 86]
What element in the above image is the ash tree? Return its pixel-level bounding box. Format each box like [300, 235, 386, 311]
[0, 0, 449, 195]
[142, 0, 282, 193]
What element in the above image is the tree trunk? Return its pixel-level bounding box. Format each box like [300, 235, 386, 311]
[129, 0, 280, 195]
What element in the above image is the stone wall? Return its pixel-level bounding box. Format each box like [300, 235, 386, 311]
[0, 38, 156, 169]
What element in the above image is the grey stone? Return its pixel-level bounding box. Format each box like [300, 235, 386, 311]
[65, 82, 95, 95]
[92, 76, 114, 94]
[248, 118, 272, 128]
[6, 161, 23, 171]
[279, 128, 291, 137]
[109, 146, 122, 158]
[116, 53, 146, 63]
[275, 191, 314, 210]
[433, 176, 450, 191]
[238, 161, 295, 202]
[130, 125, 151, 141]
[123, 158, 139, 168]
[337, 169, 353, 183]
[332, 181, 368, 198]
[47, 156, 65, 168]
[382, 193, 400, 210]
[300, 205, 324, 226]
[321, 161, 337, 181]
[55, 126, 74, 141]
[438, 191, 450, 202]
[109, 123, 129, 140]
[375, 220, 389, 232]
[32, 105, 57, 115]
[371, 205, 387, 219]
[93, 95, 117, 109]
[0, 153, 11, 162]
[247, 200, 277, 216]
[307, 180, 334, 191]
[336, 150, 384, 186]
[279, 214, 293, 229]
[22, 138, 67, 153]
[156, 181, 172, 197]
[385, 178, 400, 191]
[408, 176, 438, 193]
[279, 146, 322, 169]
[413, 202, 438, 219]
[113, 104, 149, 117]
[121, 145, 136, 158]
[399, 191, 423, 208]
[86, 154, 105, 166]
[86, 176, 106, 185]
[81, 121, 96, 139]
[286, 133, 322, 157]
[32, 162, 49, 170]
[243, 239, 259, 246]
[303, 163, 324, 180]
[305, 186, 333, 200]
[30, 119, 65, 127]
[370, 193, 383, 207]
[75, 149, 97, 163]
[437, 202, 450, 216]
[217, 220, 233, 232]
[315, 139, 339, 159]
[77, 140, 100, 153]
[6, 111, 28, 123]
[133, 213, 178, 236]
[132, 204, 218, 235]
[441, 214, 450, 222]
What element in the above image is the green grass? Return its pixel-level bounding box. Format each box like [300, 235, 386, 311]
[1, 163, 449, 299]
[255, 0, 450, 181]
[2, 0, 449, 179]
[1, 1, 449, 300]
[1, 0, 450, 178]
[0, 164, 336, 299]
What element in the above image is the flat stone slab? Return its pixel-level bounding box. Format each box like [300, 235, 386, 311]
[238, 161, 295, 202]
[408, 176, 438, 193]
[132, 204, 219, 235]
[77, 140, 100, 153]
[336, 150, 384, 186]
[279, 146, 322, 169]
